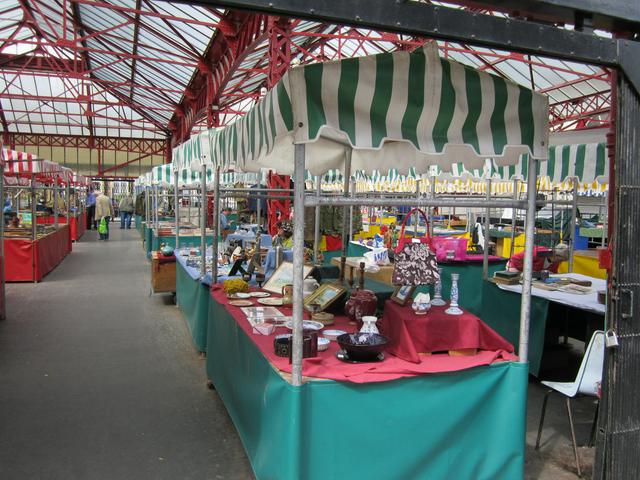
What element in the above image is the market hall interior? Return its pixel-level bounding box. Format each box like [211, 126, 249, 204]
[0, 227, 600, 480]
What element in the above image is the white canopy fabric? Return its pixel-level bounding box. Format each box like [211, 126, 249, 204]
[492, 143, 608, 184]
[176, 43, 548, 176]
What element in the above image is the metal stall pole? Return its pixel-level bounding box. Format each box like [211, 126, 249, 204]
[518, 158, 539, 363]
[291, 144, 306, 387]
[601, 196, 607, 247]
[340, 149, 352, 264]
[31, 175, 37, 282]
[53, 184, 59, 229]
[313, 179, 321, 265]
[256, 185, 261, 231]
[211, 167, 220, 283]
[174, 171, 179, 252]
[482, 178, 491, 280]
[568, 180, 578, 272]
[430, 176, 436, 238]
[65, 183, 71, 229]
[509, 179, 519, 259]
[349, 178, 355, 242]
[200, 164, 207, 277]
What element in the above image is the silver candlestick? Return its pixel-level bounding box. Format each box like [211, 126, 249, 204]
[431, 267, 446, 306]
[445, 273, 463, 315]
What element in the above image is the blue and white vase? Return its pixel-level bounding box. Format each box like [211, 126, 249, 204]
[445, 273, 463, 315]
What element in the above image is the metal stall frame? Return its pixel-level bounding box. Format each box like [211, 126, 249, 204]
[288, 146, 540, 386]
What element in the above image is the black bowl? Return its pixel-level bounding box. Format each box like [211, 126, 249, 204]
[336, 333, 389, 362]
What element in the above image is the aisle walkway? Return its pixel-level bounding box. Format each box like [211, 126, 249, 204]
[0, 226, 253, 480]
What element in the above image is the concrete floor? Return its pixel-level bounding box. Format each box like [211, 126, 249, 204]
[0, 226, 253, 480]
[0, 226, 598, 479]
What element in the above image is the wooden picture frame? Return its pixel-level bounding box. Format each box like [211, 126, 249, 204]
[391, 285, 416, 306]
[263, 261, 314, 294]
[304, 283, 346, 312]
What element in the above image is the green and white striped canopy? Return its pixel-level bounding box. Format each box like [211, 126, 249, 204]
[492, 143, 608, 183]
[152, 163, 173, 186]
[176, 43, 548, 176]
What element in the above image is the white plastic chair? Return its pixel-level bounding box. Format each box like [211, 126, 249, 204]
[535, 330, 605, 478]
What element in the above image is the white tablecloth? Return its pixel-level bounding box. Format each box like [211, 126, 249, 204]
[497, 273, 606, 315]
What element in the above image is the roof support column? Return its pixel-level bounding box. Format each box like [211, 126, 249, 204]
[267, 17, 292, 88]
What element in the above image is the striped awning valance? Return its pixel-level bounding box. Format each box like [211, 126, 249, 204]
[176, 43, 548, 177]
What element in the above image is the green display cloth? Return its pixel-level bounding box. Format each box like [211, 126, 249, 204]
[477, 282, 549, 376]
[322, 249, 342, 265]
[347, 242, 369, 257]
[144, 225, 153, 255]
[488, 229, 515, 239]
[579, 227, 605, 238]
[206, 297, 528, 480]
[418, 261, 507, 316]
[176, 262, 209, 353]
[135, 215, 142, 236]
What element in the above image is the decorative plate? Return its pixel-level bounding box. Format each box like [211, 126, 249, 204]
[249, 291, 271, 298]
[323, 329, 347, 341]
[285, 320, 324, 331]
[258, 297, 283, 306]
[229, 299, 253, 307]
[228, 292, 251, 299]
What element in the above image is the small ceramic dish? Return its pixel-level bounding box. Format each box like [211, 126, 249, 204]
[317, 337, 330, 351]
[323, 329, 347, 341]
[228, 299, 253, 307]
[284, 320, 324, 331]
[228, 292, 251, 299]
[258, 297, 283, 306]
[249, 291, 271, 298]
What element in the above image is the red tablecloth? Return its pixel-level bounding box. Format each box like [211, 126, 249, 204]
[4, 225, 71, 281]
[211, 287, 516, 383]
[378, 300, 514, 363]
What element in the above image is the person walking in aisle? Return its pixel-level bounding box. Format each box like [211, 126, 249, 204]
[118, 193, 134, 229]
[95, 190, 114, 240]
[86, 189, 96, 230]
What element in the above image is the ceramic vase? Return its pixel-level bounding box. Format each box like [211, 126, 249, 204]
[445, 273, 463, 315]
[431, 268, 446, 306]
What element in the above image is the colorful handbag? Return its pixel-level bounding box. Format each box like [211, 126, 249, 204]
[392, 208, 440, 285]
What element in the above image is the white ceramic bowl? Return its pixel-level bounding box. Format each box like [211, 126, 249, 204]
[323, 329, 347, 341]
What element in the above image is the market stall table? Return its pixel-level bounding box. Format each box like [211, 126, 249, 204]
[4, 224, 72, 282]
[175, 253, 210, 353]
[205, 287, 526, 480]
[479, 273, 605, 376]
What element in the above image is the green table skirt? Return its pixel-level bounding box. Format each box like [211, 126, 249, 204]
[176, 262, 209, 353]
[477, 282, 549, 376]
[206, 298, 528, 480]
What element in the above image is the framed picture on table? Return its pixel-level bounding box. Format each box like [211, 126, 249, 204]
[304, 283, 346, 312]
[263, 261, 314, 294]
[391, 285, 416, 306]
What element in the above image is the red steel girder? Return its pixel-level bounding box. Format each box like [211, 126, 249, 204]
[171, 10, 270, 145]
[549, 90, 611, 130]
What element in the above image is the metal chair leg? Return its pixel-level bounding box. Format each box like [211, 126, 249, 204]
[566, 397, 582, 478]
[535, 390, 551, 450]
[588, 400, 599, 447]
